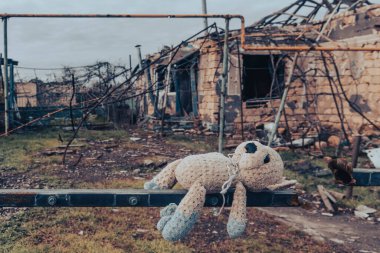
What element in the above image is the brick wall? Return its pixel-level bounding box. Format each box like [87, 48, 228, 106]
[134, 5, 380, 136]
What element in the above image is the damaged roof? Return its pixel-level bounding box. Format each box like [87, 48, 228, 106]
[156, 47, 199, 66]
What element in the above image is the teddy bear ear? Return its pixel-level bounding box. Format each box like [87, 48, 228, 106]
[245, 143, 257, 154]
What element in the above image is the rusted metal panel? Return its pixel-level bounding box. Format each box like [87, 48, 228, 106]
[0, 189, 299, 208]
[364, 148, 380, 169]
[353, 169, 380, 186]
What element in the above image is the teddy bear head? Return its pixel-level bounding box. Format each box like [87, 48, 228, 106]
[232, 141, 272, 170]
[232, 141, 284, 190]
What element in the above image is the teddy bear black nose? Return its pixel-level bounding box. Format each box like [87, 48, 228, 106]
[245, 143, 257, 154]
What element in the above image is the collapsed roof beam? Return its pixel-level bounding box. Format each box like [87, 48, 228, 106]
[251, 0, 373, 28]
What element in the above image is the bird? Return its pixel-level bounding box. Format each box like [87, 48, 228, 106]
[58, 133, 64, 144]
[326, 157, 356, 185]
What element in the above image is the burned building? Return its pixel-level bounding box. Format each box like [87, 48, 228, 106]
[135, 0, 380, 142]
[16, 80, 77, 108]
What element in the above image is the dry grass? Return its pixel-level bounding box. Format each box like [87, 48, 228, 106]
[0, 130, 356, 253]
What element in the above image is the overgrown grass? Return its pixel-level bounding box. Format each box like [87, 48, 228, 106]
[0, 205, 195, 253]
[0, 131, 60, 171]
[0, 131, 349, 253]
[0, 129, 130, 172]
[165, 135, 217, 153]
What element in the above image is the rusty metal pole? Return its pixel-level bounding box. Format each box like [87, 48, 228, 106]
[268, 52, 299, 147]
[236, 38, 245, 140]
[218, 18, 230, 153]
[135, 45, 147, 116]
[161, 51, 173, 136]
[129, 54, 134, 125]
[2, 18, 9, 135]
[345, 135, 362, 199]
[202, 0, 209, 35]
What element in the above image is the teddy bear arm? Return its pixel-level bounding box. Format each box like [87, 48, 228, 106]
[159, 180, 206, 242]
[144, 159, 182, 190]
[266, 179, 297, 191]
[227, 181, 247, 239]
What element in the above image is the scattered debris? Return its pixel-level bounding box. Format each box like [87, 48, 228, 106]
[315, 169, 332, 177]
[315, 141, 328, 150]
[327, 190, 345, 201]
[321, 212, 334, 217]
[317, 185, 335, 213]
[355, 205, 377, 215]
[324, 190, 337, 204]
[330, 238, 344, 244]
[354, 211, 369, 219]
[287, 138, 314, 148]
[327, 136, 340, 147]
[363, 148, 380, 169]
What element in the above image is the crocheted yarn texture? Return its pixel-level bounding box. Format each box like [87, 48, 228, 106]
[144, 141, 285, 241]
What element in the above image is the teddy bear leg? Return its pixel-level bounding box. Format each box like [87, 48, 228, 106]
[227, 181, 247, 239]
[160, 180, 206, 242]
[157, 203, 178, 232]
[144, 159, 182, 190]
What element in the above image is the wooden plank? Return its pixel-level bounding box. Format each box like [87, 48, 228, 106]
[317, 185, 334, 212]
[324, 189, 337, 204]
[327, 190, 345, 201]
[0, 189, 299, 208]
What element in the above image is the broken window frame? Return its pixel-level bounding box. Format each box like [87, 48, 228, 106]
[242, 54, 285, 107]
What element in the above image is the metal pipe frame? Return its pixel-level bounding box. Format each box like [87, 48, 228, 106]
[1, 13, 379, 54]
[2, 18, 9, 135]
[243, 45, 380, 52]
[0, 14, 246, 46]
[218, 18, 230, 153]
[0, 189, 299, 208]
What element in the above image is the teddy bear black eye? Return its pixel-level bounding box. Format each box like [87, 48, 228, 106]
[264, 154, 270, 164]
[245, 143, 257, 154]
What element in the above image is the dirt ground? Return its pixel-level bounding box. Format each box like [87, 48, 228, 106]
[0, 128, 379, 252]
[259, 207, 379, 253]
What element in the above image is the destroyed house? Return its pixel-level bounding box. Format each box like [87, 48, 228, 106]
[16, 80, 78, 108]
[136, 1, 380, 138]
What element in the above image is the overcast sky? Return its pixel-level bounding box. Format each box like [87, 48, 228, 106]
[0, 0, 379, 80]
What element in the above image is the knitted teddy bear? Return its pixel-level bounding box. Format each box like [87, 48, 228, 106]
[144, 141, 287, 241]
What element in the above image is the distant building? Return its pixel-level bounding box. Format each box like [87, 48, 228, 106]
[16, 82, 38, 107]
[15, 80, 75, 108]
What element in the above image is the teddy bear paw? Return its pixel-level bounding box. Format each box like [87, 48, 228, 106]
[227, 218, 246, 239]
[144, 180, 160, 190]
[161, 211, 199, 242]
[160, 203, 177, 217]
[157, 216, 172, 232]
[157, 204, 177, 232]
